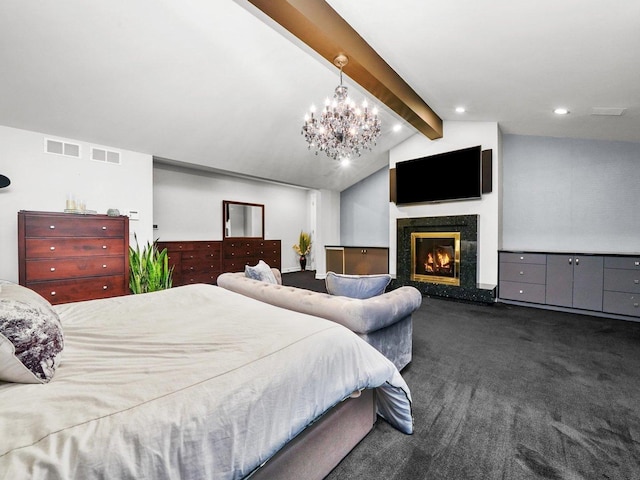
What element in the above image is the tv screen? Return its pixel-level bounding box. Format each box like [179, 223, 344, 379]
[395, 145, 482, 205]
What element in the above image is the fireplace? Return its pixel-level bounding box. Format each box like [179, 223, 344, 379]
[411, 232, 460, 286]
[395, 215, 495, 303]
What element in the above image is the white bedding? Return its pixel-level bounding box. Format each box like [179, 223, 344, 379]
[0, 284, 412, 479]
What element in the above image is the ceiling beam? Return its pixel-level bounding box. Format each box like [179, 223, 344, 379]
[247, 0, 443, 140]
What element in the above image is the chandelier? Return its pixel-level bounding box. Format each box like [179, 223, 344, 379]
[301, 54, 381, 161]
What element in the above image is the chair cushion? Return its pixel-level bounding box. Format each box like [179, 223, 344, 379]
[325, 272, 391, 299]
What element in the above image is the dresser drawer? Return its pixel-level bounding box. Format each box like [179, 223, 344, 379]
[604, 268, 640, 294]
[27, 275, 128, 304]
[25, 238, 125, 258]
[223, 259, 253, 272]
[181, 272, 220, 285]
[25, 256, 124, 281]
[180, 250, 221, 262]
[499, 262, 546, 284]
[604, 256, 640, 270]
[181, 259, 220, 275]
[24, 215, 125, 238]
[157, 242, 197, 252]
[499, 281, 546, 303]
[224, 244, 256, 259]
[500, 252, 547, 265]
[602, 291, 640, 317]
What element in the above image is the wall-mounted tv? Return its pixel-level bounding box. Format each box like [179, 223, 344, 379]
[394, 145, 482, 205]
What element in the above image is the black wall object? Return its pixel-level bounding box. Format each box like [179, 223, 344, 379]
[481, 149, 492, 194]
[0, 175, 10, 188]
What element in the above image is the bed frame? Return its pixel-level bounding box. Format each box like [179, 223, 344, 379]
[249, 389, 376, 479]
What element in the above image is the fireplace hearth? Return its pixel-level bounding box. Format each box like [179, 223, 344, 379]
[395, 215, 495, 303]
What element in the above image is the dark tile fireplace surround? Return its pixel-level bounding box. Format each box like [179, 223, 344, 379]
[393, 215, 496, 303]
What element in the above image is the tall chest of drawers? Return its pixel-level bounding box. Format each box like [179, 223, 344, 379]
[18, 210, 130, 304]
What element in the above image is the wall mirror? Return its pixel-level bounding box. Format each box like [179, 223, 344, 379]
[223, 200, 264, 239]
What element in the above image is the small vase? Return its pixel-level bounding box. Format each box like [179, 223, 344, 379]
[299, 255, 307, 271]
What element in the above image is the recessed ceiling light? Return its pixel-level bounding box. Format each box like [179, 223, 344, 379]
[553, 108, 570, 115]
[455, 106, 466, 113]
[392, 124, 402, 132]
[340, 158, 350, 167]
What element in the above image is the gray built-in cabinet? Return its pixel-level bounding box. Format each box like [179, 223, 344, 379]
[499, 251, 640, 320]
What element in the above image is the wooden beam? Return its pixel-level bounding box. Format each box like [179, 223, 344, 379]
[247, 0, 443, 140]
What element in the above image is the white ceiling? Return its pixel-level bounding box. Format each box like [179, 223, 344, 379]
[1, 1, 638, 191]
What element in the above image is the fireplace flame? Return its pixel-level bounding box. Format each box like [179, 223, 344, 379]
[425, 251, 451, 273]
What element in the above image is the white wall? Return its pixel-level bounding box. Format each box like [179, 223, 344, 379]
[0, 125, 153, 283]
[153, 163, 317, 273]
[311, 189, 341, 278]
[389, 121, 501, 286]
[502, 134, 640, 253]
[340, 166, 389, 247]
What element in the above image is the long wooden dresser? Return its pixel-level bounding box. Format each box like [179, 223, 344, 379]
[18, 210, 130, 304]
[157, 238, 281, 286]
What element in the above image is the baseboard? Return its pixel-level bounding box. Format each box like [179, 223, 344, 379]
[497, 298, 640, 323]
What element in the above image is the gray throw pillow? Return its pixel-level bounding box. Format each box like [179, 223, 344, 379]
[244, 260, 278, 284]
[0, 281, 64, 384]
[325, 272, 392, 299]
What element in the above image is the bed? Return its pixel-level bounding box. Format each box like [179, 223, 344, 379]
[0, 282, 413, 479]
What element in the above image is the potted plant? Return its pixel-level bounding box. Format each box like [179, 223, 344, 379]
[293, 231, 312, 271]
[129, 235, 174, 294]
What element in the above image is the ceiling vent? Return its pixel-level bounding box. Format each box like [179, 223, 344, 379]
[590, 107, 626, 116]
[91, 147, 121, 165]
[45, 138, 81, 158]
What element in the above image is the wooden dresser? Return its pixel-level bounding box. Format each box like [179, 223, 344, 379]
[18, 210, 130, 304]
[222, 239, 281, 273]
[158, 238, 281, 285]
[156, 241, 222, 287]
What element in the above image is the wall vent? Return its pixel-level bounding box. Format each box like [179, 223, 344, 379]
[590, 107, 626, 116]
[91, 147, 121, 165]
[45, 138, 81, 158]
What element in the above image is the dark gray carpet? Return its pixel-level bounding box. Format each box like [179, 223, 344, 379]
[282, 272, 640, 480]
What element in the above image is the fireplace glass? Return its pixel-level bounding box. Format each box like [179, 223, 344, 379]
[411, 232, 461, 286]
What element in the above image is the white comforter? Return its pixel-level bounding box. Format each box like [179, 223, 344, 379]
[0, 284, 412, 479]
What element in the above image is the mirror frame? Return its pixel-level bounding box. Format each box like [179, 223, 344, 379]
[223, 200, 265, 239]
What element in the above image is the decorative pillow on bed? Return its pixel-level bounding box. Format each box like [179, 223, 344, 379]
[244, 260, 278, 284]
[325, 272, 392, 299]
[0, 281, 64, 384]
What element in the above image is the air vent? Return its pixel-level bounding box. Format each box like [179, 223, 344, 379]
[590, 107, 626, 116]
[91, 147, 121, 165]
[45, 138, 81, 158]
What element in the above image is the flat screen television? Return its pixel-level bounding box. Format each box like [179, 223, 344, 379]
[394, 145, 482, 205]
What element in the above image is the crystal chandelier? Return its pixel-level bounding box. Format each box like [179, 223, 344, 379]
[301, 54, 381, 161]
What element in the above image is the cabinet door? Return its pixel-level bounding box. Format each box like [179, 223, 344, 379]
[572, 256, 603, 311]
[545, 254, 574, 307]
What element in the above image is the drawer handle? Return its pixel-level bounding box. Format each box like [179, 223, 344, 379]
[519, 290, 524, 294]
[636, 261, 640, 266]
[50, 291, 56, 296]
[103, 285, 108, 290]
[102, 245, 107, 249]
[50, 246, 55, 251]
[102, 226, 107, 230]
[102, 264, 107, 268]
[635, 303, 639, 308]
[519, 271, 524, 275]
[575, 258, 580, 266]
[634, 279, 639, 284]
[520, 256, 524, 260]
[50, 267, 56, 272]
[190, 267, 194, 270]
[179, 246, 183, 249]
[49, 225, 55, 229]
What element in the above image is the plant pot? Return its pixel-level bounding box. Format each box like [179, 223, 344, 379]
[299, 255, 307, 271]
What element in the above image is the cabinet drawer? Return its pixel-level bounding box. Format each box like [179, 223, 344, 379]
[500, 252, 547, 265]
[181, 272, 220, 285]
[180, 250, 221, 262]
[224, 244, 255, 259]
[27, 275, 128, 304]
[25, 256, 124, 281]
[604, 256, 640, 270]
[25, 238, 125, 258]
[24, 215, 125, 238]
[181, 259, 220, 275]
[223, 259, 253, 272]
[191, 241, 222, 254]
[604, 268, 640, 294]
[499, 263, 546, 284]
[603, 291, 640, 317]
[499, 281, 546, 303]
[157, 242, 197, 252]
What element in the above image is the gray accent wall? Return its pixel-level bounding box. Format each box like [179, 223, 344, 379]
[340, 166, 389, 247]
[502, 134, 640, 253]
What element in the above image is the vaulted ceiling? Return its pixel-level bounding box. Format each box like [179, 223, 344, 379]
[1, 1, 638, 191]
